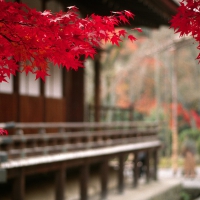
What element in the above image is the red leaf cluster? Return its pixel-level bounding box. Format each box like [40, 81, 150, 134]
[0, 0, 138, 82]
[0, 128, 8, 135]
[170, 0, 200, 61]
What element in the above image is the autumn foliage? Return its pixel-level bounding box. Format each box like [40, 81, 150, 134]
[0, 0, 137, 82]
[170, 0, 200, 61]
[0, 129, 8, 135]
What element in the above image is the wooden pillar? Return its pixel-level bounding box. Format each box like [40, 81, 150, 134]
[65, 68, 84, 122]
[13, 70, 20, 122]
[118, 154, 124, 194]
[100, 158, 109, 199]
[133, 151, 138, 188]
[41, 0, 47, 10]
[146, 150, 150, 183]
[12, 169, 25, 200]
[80, 163, 89, 200]
[153, 149, 158, 181]
[129, 106, 134, 121]
[94, 54, 101, 122]
[55, 165, 66, 200]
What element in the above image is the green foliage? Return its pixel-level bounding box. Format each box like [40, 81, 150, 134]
[180, 191, 191, 200]
[179, 129, 200, 142]
[144, 108, 166, 122]
[179, 128, 200, 155]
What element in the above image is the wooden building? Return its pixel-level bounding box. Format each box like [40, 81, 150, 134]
[0, 0, 179, 124]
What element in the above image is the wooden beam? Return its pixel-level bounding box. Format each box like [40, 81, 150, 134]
[65, 69, 84, 122]
[133, 151, 138, 188]
[118, 154, 124, 194]
[94, 54, 101, 122]
[2, 141, 161, 170]
[153, 149, 158, 181]
[145, 150, 150, 183]
[80, 162, 89, 200]
[13, 71, 20, 122]
[100, 157, 109, 199]
[55, 165, 66, 200]
[12, 168, 25, 200]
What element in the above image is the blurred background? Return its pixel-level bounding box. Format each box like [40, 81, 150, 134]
[85, 26, 200, 164]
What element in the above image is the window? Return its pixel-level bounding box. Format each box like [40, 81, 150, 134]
[19, 72, 40, 96]
[45, 64, 63, 98]
[0, 76, 13, 94]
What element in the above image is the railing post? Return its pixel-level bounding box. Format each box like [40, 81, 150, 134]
[12, 168, 25, 200]
[55, 165, 66, 200]
[146, 150, 150, 183]
[133, 151, 138, 188]
[100, 157, 109, 199]
[153, 149, 158, 181]
[80, 162, 89, 200]
[118, 153, 124, 194]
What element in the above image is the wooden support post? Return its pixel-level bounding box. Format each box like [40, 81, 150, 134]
[146, 150, 150, 183]
[55, 165, 66, 200]
[100, 158, 109, 199]
[12, 169, 25, 200]
[65, 69, 84, 122]
[129, 106, 134, 121]
[80, 163, 89, 200]
[133, 151, 138, 188]
[153, 149, 158, 181]
[94, 53, 101, 122]
[118, 154, 124, 194]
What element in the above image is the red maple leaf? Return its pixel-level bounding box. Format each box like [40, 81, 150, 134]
[124, 10, 134, 19]
[128, 35, 136, 42]
[35, 70, 50, 82]
[133, 28, 142, 33]
[118, 29, 127, 37]
[119, 15, 129, 24]
[111, 35, 122, 46]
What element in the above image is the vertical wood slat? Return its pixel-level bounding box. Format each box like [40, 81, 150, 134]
[118, 154, 124, 194]
[94, 54, 101, 122]
[13, 71, 20, 122]
[146, 150, 150, 183]
[100, 157, 109, 199]
[12, 168, 25, 200]
[153, 149, 158, 181]
[80, 162, 89, 200]
[55, 165, 66, 200]
[133, 151, 138, 188]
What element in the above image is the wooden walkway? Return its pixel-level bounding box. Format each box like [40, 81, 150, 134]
[0, 121, 161, 200]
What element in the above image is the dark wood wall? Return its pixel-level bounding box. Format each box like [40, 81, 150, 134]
[0, 93, 18, 122]
[0, 69, 85, 124]
[45, 98, 66, 122]
[0, 94, 67, 123]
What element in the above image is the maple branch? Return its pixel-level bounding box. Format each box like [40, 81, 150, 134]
[0, 0, 139, 82]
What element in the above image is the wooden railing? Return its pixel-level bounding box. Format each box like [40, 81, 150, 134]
[0, 121, 159, 162]
[0, 121, 161, 200]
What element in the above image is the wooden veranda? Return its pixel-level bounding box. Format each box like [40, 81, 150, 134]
[0, 121, 161, 200]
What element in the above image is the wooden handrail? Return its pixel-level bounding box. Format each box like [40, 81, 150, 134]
[0, 121, 160, 163]
[0, 121, 159, 129]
